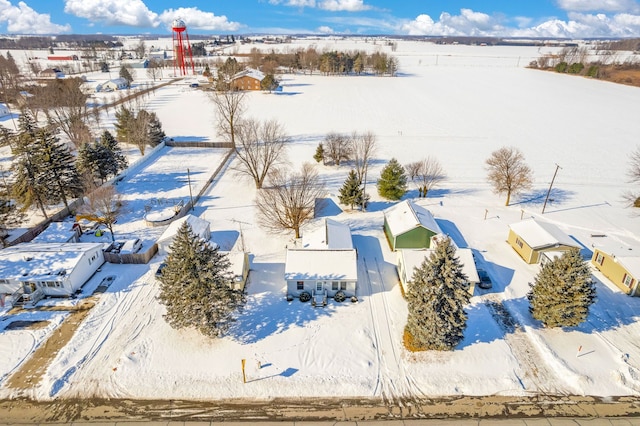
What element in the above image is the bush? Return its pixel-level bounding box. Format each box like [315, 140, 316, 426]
[555, 62, 568, 73]
[587, 65, 599, 78]
[568, 62, 585, 74]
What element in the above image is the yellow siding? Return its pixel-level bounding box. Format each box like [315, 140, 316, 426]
[591, 249, 637, 295]
[507, 229, 535, 263]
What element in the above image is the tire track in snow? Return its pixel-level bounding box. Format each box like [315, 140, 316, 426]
[49, 274, 156, 398]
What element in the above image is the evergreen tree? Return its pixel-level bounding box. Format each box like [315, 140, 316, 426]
[34, 127, 83, 209]
[405, 237, 470, 351]
[377, 157, 407, 200]
[146, 111, 165, 147]
[260, 74, 279, 92]
[313, 142, 325, 164]
[528, 248, 596, 328]
[158, 222, 245, 338]
[77, 130, 127, 186]
[339, 169, 366, 210]
[77, 142, 102, 184]
[99, 130, 128, 177]
[114, 106, 134, 144]
[11, 114, 49, 218]
[0, 167, 23, 247]
[119, 65, 133, 87]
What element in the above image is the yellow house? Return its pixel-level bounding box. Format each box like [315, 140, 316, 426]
[592, 248, 640, 296]
[507, 218, 580, 264]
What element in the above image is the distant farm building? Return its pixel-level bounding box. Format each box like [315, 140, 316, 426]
[0, 103, 10, 117]
[48, 55, 78, 61]
[383, 200, 442, 251]
[38, 68, 64, 79]
[96, 78, 128, 92]
[230, 68, 265, 91]
[592, 245, 640, 296]
[507, 218, 580, 264]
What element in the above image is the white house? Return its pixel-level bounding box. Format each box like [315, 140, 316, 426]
[0, 242, 105, 305]
[285, 219, 358, 305]
[157, 214, 211, 256]
[396, 247, 480, 296]
[96, 77, 128, 92]
[32, 222, 81, 244]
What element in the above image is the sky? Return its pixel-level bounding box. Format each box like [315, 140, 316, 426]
[0, 0, 640, 38]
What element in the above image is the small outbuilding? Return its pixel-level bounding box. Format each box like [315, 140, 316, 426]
[157, 214, 211, 256]
[96, 78, 128, 92]
[592, 246, 640, 296]
[222, 251, 250, 291]
[0, 242, 105, 305]
[507, 218, 580, 264]
[383, 200, 442, 251]
[32, 222, 81, 244]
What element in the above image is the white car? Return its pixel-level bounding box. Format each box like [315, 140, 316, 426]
[120, 238, 142, 254]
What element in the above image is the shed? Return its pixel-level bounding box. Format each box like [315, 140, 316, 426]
[507, 218, 580, 264]
[396, 248, 479, 296]
[0, 242, 105, 305]
[32, 222, 81, 243]
[96, 78, 128, 92]
[157, 214, 211, 256]
[592, 245, 640, 296]
[383, 200, 442, 251]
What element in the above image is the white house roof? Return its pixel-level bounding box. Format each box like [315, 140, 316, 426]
[301, 219, 353, 250]
[284, 249, 358, 281]
[159, 214, 210, 243]
[509, 218, 578, 250]
[32, 222, 78, 243]
[0, 242, 103, 282]
[593, 241, 640, 278]
[399, 248, 479, 284]
[231, 68, 265, 82]
[384, 200, 442, 237]
[221, 251, 247, 278]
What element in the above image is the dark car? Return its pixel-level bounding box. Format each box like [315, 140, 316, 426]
[155, 262, 167, 278]
[477, 269, 492, 289]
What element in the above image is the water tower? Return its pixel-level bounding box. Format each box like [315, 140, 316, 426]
[171, 18, 195, 76]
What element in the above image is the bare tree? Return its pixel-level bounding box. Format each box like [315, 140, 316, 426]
[77, 185, 123, 242]
[256, 163, 326, 239]
[324, 132, 351, 166]
[486, 146, 533, 206]
[624, 147, 640, 207]
[209, 90, 246, 148]
[351, 131, 377, 181]
[406, 156, 447, 198]
[233, 118, 289, 189]
[146, 58, 163, 81]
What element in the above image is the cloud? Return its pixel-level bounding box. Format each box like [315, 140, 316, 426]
[401, 8, 640, 38]
[556, 0, 640, 13]
[269, 0, 370, 12]
[158, 8, 241, 32]
[0, 0, 71, 34]
[316, 25, 334, 33]
[64, 0, 158, 28]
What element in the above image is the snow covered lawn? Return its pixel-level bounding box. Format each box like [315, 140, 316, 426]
[1, 40, 640, 401]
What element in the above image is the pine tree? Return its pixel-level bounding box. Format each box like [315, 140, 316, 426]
[158, 222, 245, 338]
[114, 106, 133, 144]
[377, 157, 407, 200]
[313, 142, 325, 164]
[35, 127, 83, 209]
[0, 167, 23, 247]
[528, 248, 596, 328]
[99, 130, 128, 177]
[405, 237, 470, 351]
[11, 114, 49, 218]
[339, 169, 366, 210]
[146, 112, 165, 147]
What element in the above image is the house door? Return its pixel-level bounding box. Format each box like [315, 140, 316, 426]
[316, 281, 324, 292]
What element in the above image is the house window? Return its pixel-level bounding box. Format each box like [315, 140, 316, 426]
[296, 281, 304, 290]
[515, 238, 524, 249]
[332, 281, 339, 290]
[623, 273, 635, 288]
[595, 253, 604, 266]
[340, 282, 347, 291]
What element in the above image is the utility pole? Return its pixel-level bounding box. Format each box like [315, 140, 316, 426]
[542, 164, 562, 214]
[187, 168, 194, 210]
[361, 166, 368, 212]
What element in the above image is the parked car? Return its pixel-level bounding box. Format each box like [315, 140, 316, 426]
[120, 238, 142, 254]
[477, 269, 492, 289]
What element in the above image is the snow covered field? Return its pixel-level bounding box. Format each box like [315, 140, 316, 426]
[1, 39, 640, 401]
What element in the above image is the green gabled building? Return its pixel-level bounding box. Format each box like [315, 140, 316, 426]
[383, 200, 442, 251]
